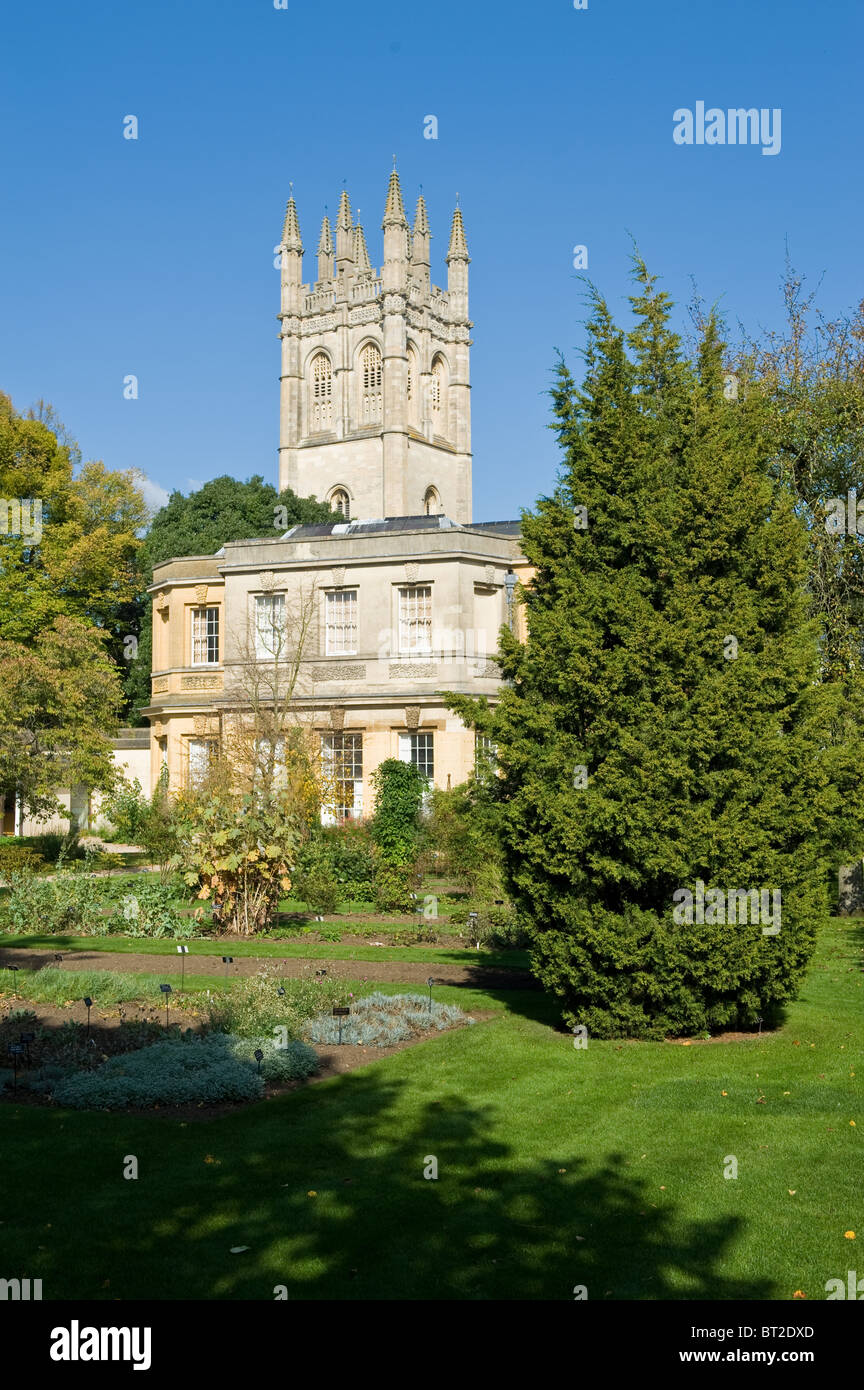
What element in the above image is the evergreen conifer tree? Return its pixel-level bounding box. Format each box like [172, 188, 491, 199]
[449, 264, 864, 1037]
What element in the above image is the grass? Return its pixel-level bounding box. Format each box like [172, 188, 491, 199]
[0, 966, 216, 1007]
[0, 932, 530, 970]
[1, 921, 861, 1300]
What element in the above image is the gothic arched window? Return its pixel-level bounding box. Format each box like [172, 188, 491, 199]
[310, 352, 333, 432]
[430, 355, 446, 428]
[330, 488, 350, 520]
[360, 343, 383, 424]
[406, 344, 420, 427]
[424, 487, 440, 516]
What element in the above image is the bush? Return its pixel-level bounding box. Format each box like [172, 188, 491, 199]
[170, 786, 298, 935]
[208, 1032, 319, 1083]
[370, 761, 425, 910]
[206, 967, 347, 1039]
[290, 843, 342, 915]
[98, 777, 151, 843]
[0, 868, 106, 935]
[318, 823, 377, 887]
[0, 845, 45, 882]
[51, 1036, 264, 1109]
[391, 926, 440, 945]
[109, 879, 192, 938]
[423, 782, 506, 899]
[304, 991, 472, 1046]
[374, 863, 415, 913]
[0, 833, 83, 866]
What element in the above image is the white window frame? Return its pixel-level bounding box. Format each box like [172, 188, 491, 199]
[325, 588, 358, 656]
[321, 732, 364, 825]
[398, 585, 432, 656]
[398, 731, 434, 783]
[191, 606, 219, 666]
[187, 738, 218, 788]
[255, 593, 285, 660]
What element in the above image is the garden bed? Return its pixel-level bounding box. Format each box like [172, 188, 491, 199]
[0, 984, 484, 1115]
[0, 944, 535, 989]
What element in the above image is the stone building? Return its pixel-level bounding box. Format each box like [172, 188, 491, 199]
[144, 167, 527, 819]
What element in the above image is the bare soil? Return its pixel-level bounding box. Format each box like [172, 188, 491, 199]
[0, 945, 534, 990]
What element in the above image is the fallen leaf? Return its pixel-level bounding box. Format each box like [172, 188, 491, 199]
[788, 1190, 796, 1195]
[229, 1246, 250, 1253]
[844, 1231, 856, 1240]
[793, 1290, 807, 1299]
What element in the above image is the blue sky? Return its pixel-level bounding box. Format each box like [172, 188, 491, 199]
[1, 0, 861, 523]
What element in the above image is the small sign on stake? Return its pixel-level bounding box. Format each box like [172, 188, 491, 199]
[332, 1005, 350, 1045]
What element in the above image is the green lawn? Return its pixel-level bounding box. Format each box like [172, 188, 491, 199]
[1, 921, 861, 1300]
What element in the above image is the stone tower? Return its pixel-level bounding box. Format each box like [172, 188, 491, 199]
[276, 167, 472, 522]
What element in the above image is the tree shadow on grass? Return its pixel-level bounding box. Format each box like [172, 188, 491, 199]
[6, 1066, 771, 1302]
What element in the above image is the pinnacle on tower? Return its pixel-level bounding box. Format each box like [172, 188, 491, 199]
[317, 214, 334, 281]
[446, 206, 469, 262]
[382, 165, 408, 227]
[336, 188, 353, 235]
[412, 193, 430, 236]
[353, 222, 372, 275]
[281, 194, 303, 252]
[412, 193, 431, 270]
[317, 215, 333, 255]
[335, 188, 354, 270]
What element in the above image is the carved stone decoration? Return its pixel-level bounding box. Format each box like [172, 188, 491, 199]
[152, 720, 165, 739]
[331, 567, 346, 588]
[405, 563, 419, 583]
[259, 571, 276, 592]
[485, 565, 496, 584]
[405, 705, 421, 730]
[390, 663, 435, 679]
[311, 664, 366, 682]
[348, 305, 381, 326]
[193, 716, 207, 736]
[180, 674, 222, 690]
[194, 585, 208, 604]
[151, 676, 169, 694]
[330, 706, 345, 731]
[382, 293, 406, 314]
[155, 591, 168, 612]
